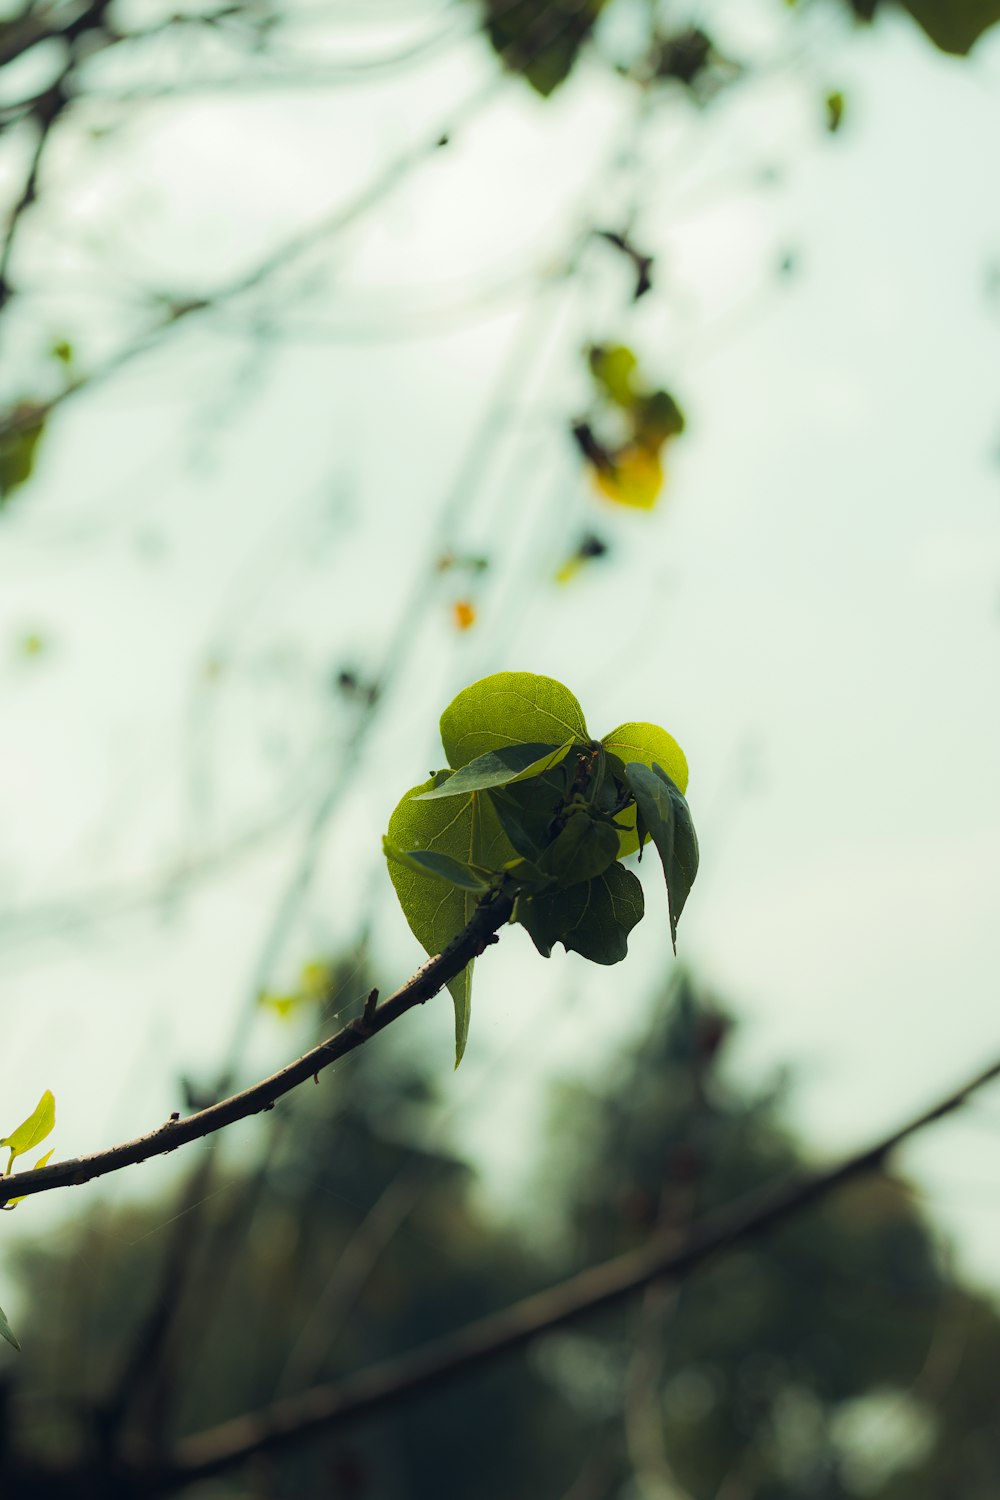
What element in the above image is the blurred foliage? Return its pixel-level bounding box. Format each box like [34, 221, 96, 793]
[837, 0, 1000, 53]
[574, 345, 686, 511]
[479, 0, 611, 96]
[1, 981, 579, 1497]
[0, 409, 46, 507]
[539, 974, 1000, 1498]
[2, 970, 999, 1495]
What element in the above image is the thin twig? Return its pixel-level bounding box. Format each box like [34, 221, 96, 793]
[0, 889, 513, 1206]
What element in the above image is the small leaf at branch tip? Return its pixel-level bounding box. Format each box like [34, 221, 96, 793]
[1, 1090, 56, 1175]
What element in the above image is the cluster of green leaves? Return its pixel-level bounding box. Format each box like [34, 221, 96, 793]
[574, 344, 686, 511]
[0, 1089, 57, 1352]
[479, 0, 1000, 101]
[384, 673, 698, 1065]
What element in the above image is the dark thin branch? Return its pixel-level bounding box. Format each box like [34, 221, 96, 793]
[0, 78, 490, 442]
[144, 1052, 1000, 1493]
[0, 0, 596, 441]
[0, 76, 68, 307]
[0, 889, 513, 1206]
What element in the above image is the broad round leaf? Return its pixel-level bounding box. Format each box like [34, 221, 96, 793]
[440, 672, 588, 769]
[518, 861, 644, 965]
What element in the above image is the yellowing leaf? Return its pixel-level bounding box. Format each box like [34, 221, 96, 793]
[299, 961, 331, 999]
[1, 1091, 56, 1175]
[593, 446, 664, 510]
[258, 992, 300, 1020]
[453, 600, 476, 630]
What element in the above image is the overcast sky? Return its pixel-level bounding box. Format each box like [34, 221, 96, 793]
[1, 1, 999, 1297]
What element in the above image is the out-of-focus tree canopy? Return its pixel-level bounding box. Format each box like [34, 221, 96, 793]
[3, 969, 999, 1497]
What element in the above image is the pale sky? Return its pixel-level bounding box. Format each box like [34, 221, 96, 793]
[1, 0, 999, 1300]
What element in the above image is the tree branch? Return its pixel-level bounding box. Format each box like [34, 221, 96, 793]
[0, 889, 513, 1206]
[144, 1051, 1000, 1493]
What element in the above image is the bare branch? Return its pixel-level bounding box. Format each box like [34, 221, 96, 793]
[0, 889, 513, 1206]
[146, 1052, 1000, 1493]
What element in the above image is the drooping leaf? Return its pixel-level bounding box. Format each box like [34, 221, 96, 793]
[0, 408, 46, 506]
[624, 763, 699, 951]
[0, 1304, 20, 1352]
[900, 0, 1000, 54]
[518, 861, 644, 964]
[383, 840, 492, 893]
[385, 780, 517, 1065]
[825, 89, 845, 132]
[601, 722, 689, 855]
[1, 1090, 55, 1174]
[440, 672, 588, 769]
[415, 741, 572, 800]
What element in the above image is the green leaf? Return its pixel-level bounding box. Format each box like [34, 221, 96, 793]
[385, 780, 517, 1065]
[825, 89, 845, 133]
[623, 763, 699, 952]
[518, 861, 644, 964]
[489, 763, 571, 860]
[636, 389, 686, 446]
[601, 722, 689, 856]
[383, 840, 491, 893]
[0, 408, 46, 506]
[535, 810, 621, 886]
[0, 1304, 20, 1352]
[481, 0, 609, 96]
[900, 0, 1000, 54]
[440, 672, 588, 770]
[414, 741, 572, 800]
[588, 344, 638, 406]
[1, 1090, 55, 1175]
